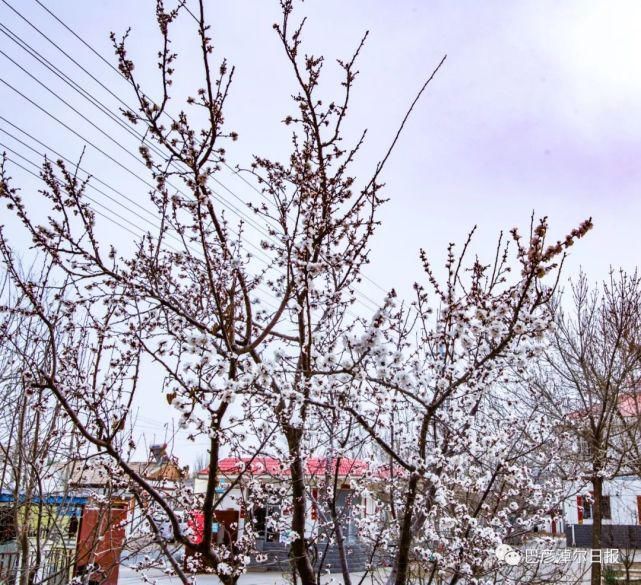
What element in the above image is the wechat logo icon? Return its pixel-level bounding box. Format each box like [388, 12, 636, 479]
[495, 543, 522, 566]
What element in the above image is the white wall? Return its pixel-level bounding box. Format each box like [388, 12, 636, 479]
[194, 475, 381, 540]
[563, 477, 641, 526]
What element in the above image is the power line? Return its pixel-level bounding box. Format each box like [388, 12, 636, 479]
[0, 142, 282, 311]
[0, 10, 283, 251]
[0, 121, 162, 225]
[23, 0, 296, 243]
[0, 3, 286, 242]
[0, 115, 277, 272]
[0, 122, 367, 320]
[28, 0, 389, 300]
[0, 77, 279, 270]
[0, 121, 374, 320]
[1, 0, 384, 312]
[0, 71, 377, 313]
[0, 121, 281, 311]
[0, 20, 309, 298]
[0, 46, 278, 248]
[0, 22, 163, 168]
[3, 153, 146, 242]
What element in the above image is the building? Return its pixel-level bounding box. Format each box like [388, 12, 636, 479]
[564, 477, 641, 548]
[193, 456, 383, 572]
[0, 444, 188, 584]
[563, 392, 641, 548]
[0, 492, 127, 585]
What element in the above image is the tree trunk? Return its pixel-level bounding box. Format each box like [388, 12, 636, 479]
[286, 427, 316, 585]
[18, 524, 30, 585]
[591, 476, 603, 585]
[330, 502, 352, 585]
[385, 476, 419, 585]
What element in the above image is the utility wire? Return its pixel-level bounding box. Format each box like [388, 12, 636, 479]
[1, 132, 370, 319]
[18, 0, 396, 444]
[27, 0, 390, 299]
[2, 0, 384, 312]
[4, 153, 145, 242]
[6, 0, 282, 238]
[0, 19, 298, 280]
[0, 122, 284, 310]
[0, 32, 379, 310]
[0, 114, 275, 271]
[180, 0, 389, 297]
[0, 142, 282, 311]
[0, 73, 377, 313]
[0, 9, 280, 249]
[0, 77, 277, 269]
[0, 48, 277, 251]
[1, 123, 368, 320]
[0, 120, 160, 224]
[0, 2, 290, 242]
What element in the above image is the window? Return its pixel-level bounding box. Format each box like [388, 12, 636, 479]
[581, 494, 611, 520]
[0, 506, 16, 543]
[252, 506, 266, 538]
[252, 504, 281, 542]
[68, 514, 79, 537]
[578, 439, 591, 456]
[337, 489, 360, 544]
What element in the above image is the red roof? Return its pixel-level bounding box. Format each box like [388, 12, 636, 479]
[199, 457, 382, 478]
[618, 393, 641, 417]
[567, 391, 641, 420]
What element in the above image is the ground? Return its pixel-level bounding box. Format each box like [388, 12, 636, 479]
[119, 567, 387, 584]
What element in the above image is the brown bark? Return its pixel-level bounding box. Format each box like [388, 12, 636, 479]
[286, 427, 316, 585]
[591, 475, 603, 585]
[390, 476, 420, 585]
[329, 484, 352, 585]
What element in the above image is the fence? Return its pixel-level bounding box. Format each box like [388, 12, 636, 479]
[0, 548, 74, 585]
[0, 552, 18, 585]
[39, 548, 74, 585]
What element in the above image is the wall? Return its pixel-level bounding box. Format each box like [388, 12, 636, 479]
[75, 501, 128, 585]
[563, 477, 641, 526]
[566, 524, 641, 548]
